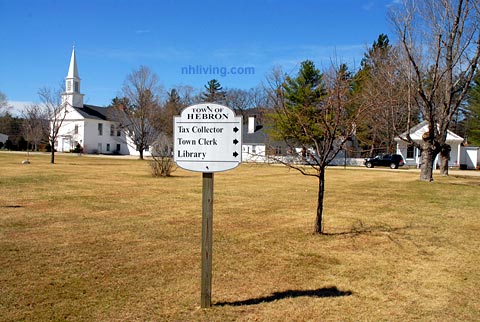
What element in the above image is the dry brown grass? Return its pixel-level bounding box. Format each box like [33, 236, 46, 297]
[1, 152, 479, 321]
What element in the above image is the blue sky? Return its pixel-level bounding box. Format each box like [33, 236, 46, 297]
[0, 0, 398, 112]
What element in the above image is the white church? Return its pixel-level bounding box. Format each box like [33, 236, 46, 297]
[55, 48, 148, 156]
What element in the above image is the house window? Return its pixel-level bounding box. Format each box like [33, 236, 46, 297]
[98, 123, 103, 136]
[74, 125, 78, 134]
[110, 124, 114, 136]
[407, 145, 415, 159]
[106, 144, 110, 152]
[275, 146, 282, 155]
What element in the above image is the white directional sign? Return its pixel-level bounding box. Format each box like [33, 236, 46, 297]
[173, 103, 242, 172]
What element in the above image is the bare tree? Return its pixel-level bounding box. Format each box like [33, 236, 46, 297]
[225, 86, 269, 119]
[172, 85, 201, 106]
[21, 104, 47, 158]
[38, 87, 68, 164]
[268, 61, 365, 234]
[354, 35, 417, 156]
[113, 66, 162, 160]
[390, 0, 480, 180]
[0, 90, 12, 116]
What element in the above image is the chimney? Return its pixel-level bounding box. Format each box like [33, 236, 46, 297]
[248, 116, 256, 134]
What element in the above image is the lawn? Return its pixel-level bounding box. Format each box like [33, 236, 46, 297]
[0, 152, 479, 321]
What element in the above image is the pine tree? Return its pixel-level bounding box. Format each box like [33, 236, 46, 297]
[201, 79, 226, 103]
[162, 89, 184, 137]
[465, 73, 480, 146]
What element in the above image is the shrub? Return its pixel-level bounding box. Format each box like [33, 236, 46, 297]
[149, 133, 176, 177]
[149, 156, 176, 177]
[71, 143, 83, 153]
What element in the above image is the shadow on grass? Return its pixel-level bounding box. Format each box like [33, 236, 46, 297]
[322, 221, 413, 237]
[215, 287, 352, 307]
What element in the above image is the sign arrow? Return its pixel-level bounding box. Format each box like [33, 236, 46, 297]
[233, 151, 239, 157]
[233, 139, 239, 145]
[233, 127, 239, 133]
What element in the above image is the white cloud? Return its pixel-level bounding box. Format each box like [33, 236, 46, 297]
[7, 101, 34, 116]
[362, 1, 375, 11]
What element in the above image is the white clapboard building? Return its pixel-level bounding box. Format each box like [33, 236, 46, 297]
[395, 121, 464, 168]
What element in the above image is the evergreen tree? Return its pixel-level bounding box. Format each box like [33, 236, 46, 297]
[465, 73, 480, 146]
[201, 79, 226, 103]
[162, 88, 184, 137]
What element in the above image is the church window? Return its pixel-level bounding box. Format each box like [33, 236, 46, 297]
[106, 144, 110, 152]
[67, 81, 72, 91]
[98, 123, 103, 136]
[110, 124, 114, 136]
[116, 144, 121, 152]
[74, 81, 79, 92]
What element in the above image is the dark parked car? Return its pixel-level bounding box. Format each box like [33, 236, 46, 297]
[364, 154, 405, 169]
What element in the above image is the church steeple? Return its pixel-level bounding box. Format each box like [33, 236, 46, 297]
[67, 47, 79, 80]
[62, 46, 84, 108]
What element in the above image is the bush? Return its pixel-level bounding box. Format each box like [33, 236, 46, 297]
[71, 143, 83, 153]
[149, 133, 176, 177]
[4, 139, 13, 150]
[149, 156, 176, 177]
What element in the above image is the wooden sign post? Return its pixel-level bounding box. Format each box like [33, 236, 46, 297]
[173, 103, 242, 308]
[201, 172, 213, 308]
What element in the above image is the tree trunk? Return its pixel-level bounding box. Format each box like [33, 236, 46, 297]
[50, 141, 55, 164]
[439, 144, 451, 176]
[439, 155, 449, 176]
[420, 144, 436, 182]
[314, 167, 326, 234]
[139, 149, 144, 160]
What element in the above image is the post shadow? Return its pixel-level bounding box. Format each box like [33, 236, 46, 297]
[215, 287, 352, 307]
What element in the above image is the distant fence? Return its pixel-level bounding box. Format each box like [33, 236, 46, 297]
[328, 158, 365, 167]
[242, 153, 365, 167]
